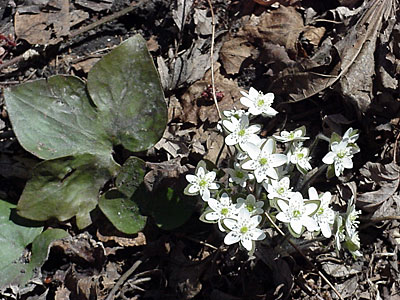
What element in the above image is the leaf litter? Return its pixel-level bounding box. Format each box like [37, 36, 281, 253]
[1, 0, 400, 299]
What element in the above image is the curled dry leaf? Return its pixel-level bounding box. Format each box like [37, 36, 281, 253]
[238, 6, 304, 58]
[220, 37, 256, 75]
[357, 162, 400, 213]
[270, 0, 393, 111]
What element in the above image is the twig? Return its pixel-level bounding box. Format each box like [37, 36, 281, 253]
[0, 0, 145, 72]
[206, 0, 222, 119]
[105, 257, 144, 300]
[264, 213, 344, 300]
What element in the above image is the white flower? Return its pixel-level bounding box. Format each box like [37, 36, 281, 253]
[222, 109, 248, 119]
[204, 193, 238, 232]
[342, 127, 359, 144]
[288, 143, 312, 174]
[265, 177, 294, 200]
[185, 166, 219, 201]
[308, 187, 335, 238]
[222, 114, 261, 152]
[226, 163, 251, 187]
[224, 207, 266, 251]
[276, 192, 318, 235]
[344, 197, 360, 235]
[322, 140, 354, 177]
[235, 194, 264, 215]
[240, 87, 278, 117]
[241, 139, 287, 182]
[274, 127, 309, 143]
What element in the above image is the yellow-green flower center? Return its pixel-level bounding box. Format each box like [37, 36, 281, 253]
[199, 179, 208, 188]
[257, 98, 264, 107]
[337, 150, 346, 158]
[246, 204, 254, 212]
[277, 187, 285, 195]
[293, 210, 301, 218]
[240, 226, 248, 234]
[221, 208, 229, 216]
[297, 153, 304, 159]
[259, 157, 268, 165]
[238, 129, 246, 137]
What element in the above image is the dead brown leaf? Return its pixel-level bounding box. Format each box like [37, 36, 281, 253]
[220, 37, 256, 75]
[357, 162, 400, 213]
[72, 57, 101, 74]
[96, 231, 147, 248]
[270, 0, 393, 110]
[238, 6, 305, 58]
[75, 0, 113, 12]
[15, 0, 69, 45]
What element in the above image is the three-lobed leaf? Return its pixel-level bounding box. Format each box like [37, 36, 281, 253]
[4, 34, 168, 229]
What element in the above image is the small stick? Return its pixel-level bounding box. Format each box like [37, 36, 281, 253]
[105, 257, 144, 300]
[206, 0, 221, 119]
[264, 213, 344, 300]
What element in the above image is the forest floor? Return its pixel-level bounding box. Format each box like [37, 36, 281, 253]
[0, 0, 400, 299]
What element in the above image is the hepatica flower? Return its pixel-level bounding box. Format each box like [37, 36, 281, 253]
[235, 194, 264, 215]
[185, 165, 219, 201]
[224, 207, 266, 251]
[241, 138, 287, 182]
[223, 114, 261, 152]
[308, 187, 335, 238]
[276, 192, 318, 236]
[204, 193, 238, 232]
[322, 140, 355, 177]
[288, 143, 312, 174]
[240, 87, 278, 117]
[265, 176, 294, 201]
[226, 162, 252, 187]
[275, 126, 309, 143]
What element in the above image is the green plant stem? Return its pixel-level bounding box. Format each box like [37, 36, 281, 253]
[300, 164, 328, 194]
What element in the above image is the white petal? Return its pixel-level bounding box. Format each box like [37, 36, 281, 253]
[188, 185, 199, 194]
[249, 215, 262, 228]
[263, 139, 274, 154]
[241, 236, 253, 251]
[197, 167, 205, 177]
[185, 174, 197, 183]
[201, 189, 211, 201]
[220, 193, 231, 205]
[254, 168, 266, 183]
[342, 157, 353, 168]
[265, 167, 278, 180]
[204, 171, 216, 182]
[303, 216, 318, 231]
[277, 200, 289, 212]
[270, 154, 287, 167]
[322, 152, 335, 164]
[224, 231, 241, 245]
[205, 211, 220, 221]
[207, 198, 222, 211]
[241, 160, 257, 170]
[209, 182, 219, 190]
[308, 187, 319, 200]
[240, 96, 254, 108]
[250, 229, 266, 240]
[224, 218, 238, 230]
[320, 222, 332, 238]
[276, 212, 289, 223]
[247, 124, 261, 134]
[290, 219, 303, 234]
[238, 207, 251, 220]
[305, 202, 318, 216]
[225, 133, 238, 145]
[245, 143, 261, 160]
[248, 87, 259, 98]
[264, 107, 278, 116]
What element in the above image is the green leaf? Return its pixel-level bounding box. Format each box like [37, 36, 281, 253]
[17, 154, 118, 229]
[116, 156, 146, 198]
[4, 76, 111, 160]
[99, 189, 147, 234]
[4, 35, 168, 228]
[0, 199, 43, 289]
[87, 34, 167, 152]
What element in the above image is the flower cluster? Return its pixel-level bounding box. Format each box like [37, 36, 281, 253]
[185, 87, 361, 257]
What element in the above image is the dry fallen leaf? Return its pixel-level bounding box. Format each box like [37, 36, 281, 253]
[238, 6, 305, 58]
[15, 0, 69, 45]
[220, 37, 256, 75]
